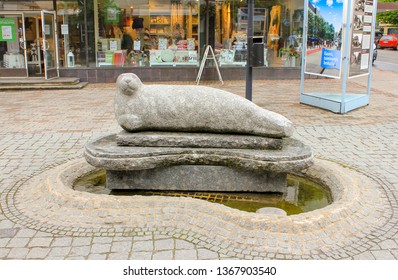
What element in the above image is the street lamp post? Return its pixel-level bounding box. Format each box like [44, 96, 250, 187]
[246, 0, 254, 101]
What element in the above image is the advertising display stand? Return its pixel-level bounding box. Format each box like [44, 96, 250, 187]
[300, 0, 377, 114]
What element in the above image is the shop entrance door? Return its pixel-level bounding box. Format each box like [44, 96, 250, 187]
[0, 10, 59, 79]
[41, 10, 59, 79]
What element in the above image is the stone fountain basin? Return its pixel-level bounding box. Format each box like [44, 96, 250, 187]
[5, 156, 386, 259]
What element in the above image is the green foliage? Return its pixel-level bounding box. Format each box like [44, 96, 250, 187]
[378, 10, 398, 25]
[307, 12, 335, 41]
[279, 46, 300, 57]
[377, 0, 398, 25]
[200, 3, 216, 18]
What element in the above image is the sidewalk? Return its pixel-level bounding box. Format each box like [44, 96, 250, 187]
[0, 69, 397, 260]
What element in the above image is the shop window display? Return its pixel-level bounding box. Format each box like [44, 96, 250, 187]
[95, 0, 200, 67]
[0, 16, 25, 70]
[52, 0, 305, 69]
[0, 0, 305, 72]
[49, 0, 97, 68]
[0, 1, 54, 76]
[53, 0, 304, 69]
[57, 1, 86, 67]
[207, 0, 303, 68]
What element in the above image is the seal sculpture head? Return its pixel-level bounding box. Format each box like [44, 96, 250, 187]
[114, 73, 294, 138]
[116, 73, 143, 96]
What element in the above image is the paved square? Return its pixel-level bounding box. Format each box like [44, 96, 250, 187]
[0, 68, 397, 259]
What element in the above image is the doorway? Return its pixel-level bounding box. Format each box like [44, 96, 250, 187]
[0, 10, 59, 79]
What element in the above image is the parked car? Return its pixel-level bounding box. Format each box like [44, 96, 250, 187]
[378, 35, 398, 50]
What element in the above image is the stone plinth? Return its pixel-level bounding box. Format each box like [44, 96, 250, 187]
[106, 165, 287, 192]
[84, 132, 313, 192]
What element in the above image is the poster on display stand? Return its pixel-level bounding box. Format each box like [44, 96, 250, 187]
[303, 0, 344, 79]
[349, 0, 375, 78]
[300, 0, 377, 114]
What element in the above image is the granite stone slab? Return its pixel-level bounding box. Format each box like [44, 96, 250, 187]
[106, 165, 287, 192]
[85, 134, 313, 174]
[116, 131, 283, 150]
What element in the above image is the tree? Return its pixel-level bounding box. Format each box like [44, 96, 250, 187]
[308, 12, 314, 37]
[378, 11, 398, 25]
[377, 0, 398, 25]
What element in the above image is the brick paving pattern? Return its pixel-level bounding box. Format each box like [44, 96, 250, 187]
[0, 68, 397, 260]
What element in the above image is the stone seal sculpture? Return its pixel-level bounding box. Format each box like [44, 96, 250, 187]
[85, 74, 313, 193]
[115, 73, 294, 138]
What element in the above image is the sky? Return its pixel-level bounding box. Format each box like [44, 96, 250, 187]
[311, 0, 344, 32]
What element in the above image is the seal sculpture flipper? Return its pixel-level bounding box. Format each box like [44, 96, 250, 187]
[115, 73, 294, 138]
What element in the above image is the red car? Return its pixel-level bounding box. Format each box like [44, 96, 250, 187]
[378, 35, 398, 50]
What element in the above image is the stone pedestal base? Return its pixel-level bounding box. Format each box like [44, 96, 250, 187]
[85, 132, 313, 194]
[106, 165, 287, 193]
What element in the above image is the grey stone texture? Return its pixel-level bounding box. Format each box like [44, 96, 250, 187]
[116, 131, 283, 150]
[106, 165, 287, 192]
[114, 73, 294, 138]
[85, 135, 313, 174]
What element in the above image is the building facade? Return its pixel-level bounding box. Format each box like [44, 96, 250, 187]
[0, 0, 305, 82]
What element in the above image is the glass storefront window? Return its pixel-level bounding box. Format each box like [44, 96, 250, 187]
[57, 1, 82, 67]
[88, 0, 304, 68]
[205, 0, 304, 68]
[1, 0, 305, 71]
[57, 0, 95, 68]
[0, 14, 26, 75]
[0, 1, 53, 76]
[94, 0, 200, 67]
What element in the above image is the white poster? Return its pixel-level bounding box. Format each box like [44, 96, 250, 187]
[61, 24, 69, 35]
[133, 40, 141, 51]
[44, 24, 50, 35]
[109, 40, 117, 51]
[363, 25, 371, 32]
[1, 25, 12, 39]
[360, 53, 369, 69]
[158, 38, 167, 50]
[364, 5, 373, 13]
[362, 34, 371, 49]
[364, 15, 372, 23]
[107, 8, 117, 21]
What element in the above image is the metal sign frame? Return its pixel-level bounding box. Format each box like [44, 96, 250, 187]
[300, 0, 378, 114]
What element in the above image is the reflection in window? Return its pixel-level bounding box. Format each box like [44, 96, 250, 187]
[53, 0, 305, 69]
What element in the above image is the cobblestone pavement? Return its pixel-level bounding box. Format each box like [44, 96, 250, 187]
[0, 68, 397, 260]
